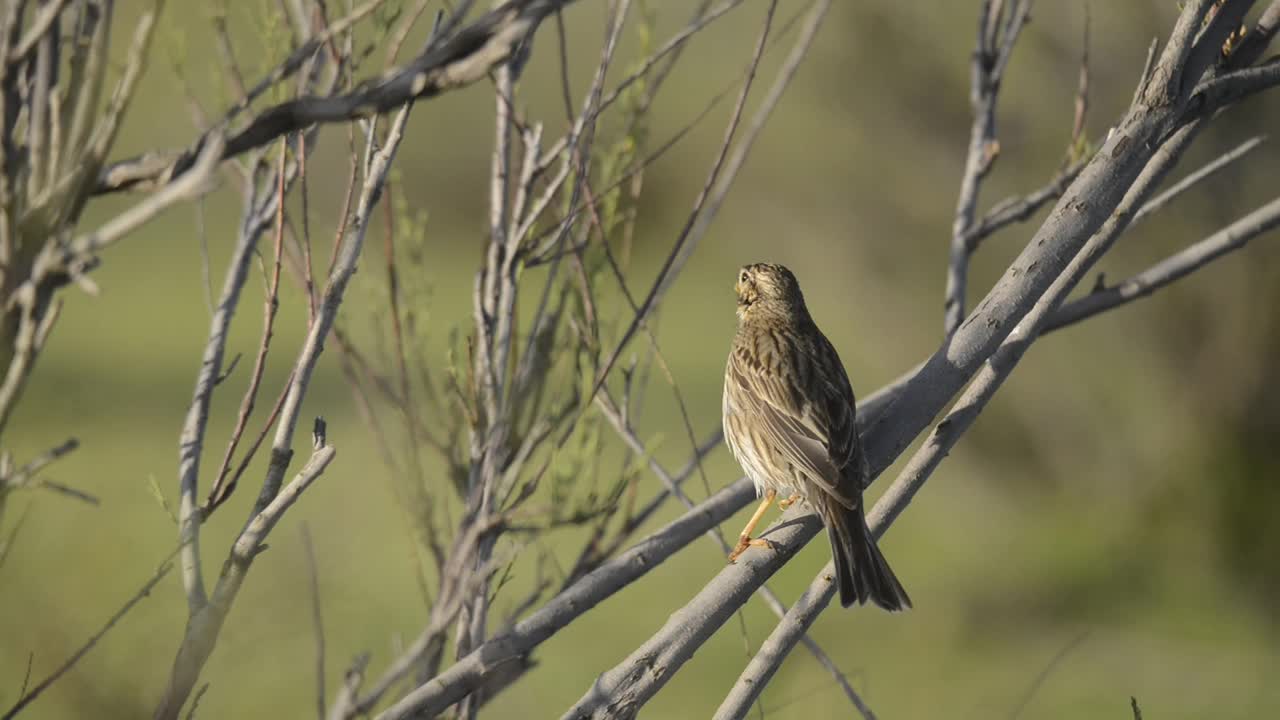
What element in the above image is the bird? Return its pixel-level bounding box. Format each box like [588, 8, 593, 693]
[721, 263, 911, 611]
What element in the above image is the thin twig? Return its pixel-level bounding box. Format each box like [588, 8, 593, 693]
[588, 0, 778, 405]
[1131, 134, 1266, 225]
[945, 0, 1032, 335]
[205, 139, 291, 514]
[963, 158, 1088, 251]
[370, 479, 754, 719]
[302, 524, 327, 720]
[3, 558, 173, 720]
[1050, 192, 1280, 331]
[95, 0, 575, 195]
[659, 0, 833, 300]
[0, 438, 79, 491]
[1008, 631, 1090, 720]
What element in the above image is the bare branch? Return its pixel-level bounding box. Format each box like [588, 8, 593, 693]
[156, 56, 418, 719]
[589, 0, 778, 404]
[1231, 2, 1280, 67]
[204, 140, 290, 515]
[370, 479, 754, 719]
[68, 133, 225, 254]
[712, 556, 876, 720]
[562, 506, 824, 719]
[3, 557, 173, 720]
[8, 0, 72, 62]
[945, 0, 1033, 335]
[1189, 60, 1280, 119]
[302, 524, 328, 720]
[1050, 192, 1280, 331]
[963, 158, 1088, 252]
[95, 0, 577, 195]
[1142, 0, 1216, 107]
[0, 438, 79, 492]
[662, 0, 833, 296]
[1180, 0, 1257, 96]
[156, 437, 338, 720]
[231, 444, 336, 562]
[1131, 134, 1265, 225]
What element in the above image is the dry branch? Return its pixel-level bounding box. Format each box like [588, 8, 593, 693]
[156, 46, 418, 719]
[95, 0, 579, 196]
[3, 556, 173, 720]
[944, 0, 1033, 334]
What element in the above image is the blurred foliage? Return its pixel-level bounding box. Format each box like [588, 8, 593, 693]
[2, 1, 1280, 719]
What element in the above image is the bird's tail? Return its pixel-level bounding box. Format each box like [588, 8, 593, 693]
[825, 503, 911, 611]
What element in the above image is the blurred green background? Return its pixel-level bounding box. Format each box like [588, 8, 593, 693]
[4, 1, 1280, 718]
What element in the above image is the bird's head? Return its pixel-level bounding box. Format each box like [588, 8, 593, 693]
[734, 263, 807, 321]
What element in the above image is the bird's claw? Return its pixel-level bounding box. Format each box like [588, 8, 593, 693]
[727, 536, 777, 563]
[777, 494, 803, 510]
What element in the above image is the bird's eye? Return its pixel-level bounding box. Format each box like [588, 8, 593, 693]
[739, 270, 749, 283]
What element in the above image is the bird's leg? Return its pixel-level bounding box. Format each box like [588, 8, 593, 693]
[777, 494, 803, 510]
[728, 488, 777, 563]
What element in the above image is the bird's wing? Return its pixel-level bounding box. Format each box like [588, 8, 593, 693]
[810, 331, 865, 490]
[726, 337, 863, 510]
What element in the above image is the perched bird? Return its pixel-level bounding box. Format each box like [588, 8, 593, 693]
[722, 263, 911, 611]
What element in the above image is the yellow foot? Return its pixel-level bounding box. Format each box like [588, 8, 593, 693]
[777, 494, 803, 510]
[727, 536, 777, 563]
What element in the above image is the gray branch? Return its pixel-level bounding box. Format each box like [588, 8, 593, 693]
[371, 479, 754, 719]
[94, 0, 578, 195]
[1050, 193, 1280, 331]
[945, 0, 1033, 335]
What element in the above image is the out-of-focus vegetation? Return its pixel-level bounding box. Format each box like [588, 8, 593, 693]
[3, 1, 1279, 718]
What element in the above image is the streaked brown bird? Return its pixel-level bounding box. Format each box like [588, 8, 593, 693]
[722, 263, 911, 611]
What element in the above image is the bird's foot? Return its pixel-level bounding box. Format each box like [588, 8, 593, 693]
[777, 494, 803, 510]
[727, 536, 777, 563]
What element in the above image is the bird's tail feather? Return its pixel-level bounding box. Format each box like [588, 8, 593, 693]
[826, 504, 911, 611]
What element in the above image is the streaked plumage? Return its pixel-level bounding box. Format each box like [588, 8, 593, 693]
[722, 263, 911, 611]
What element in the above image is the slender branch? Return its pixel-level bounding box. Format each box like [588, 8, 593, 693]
[1131, 134, 1265, 225]
[561, 505, 824, 719]
[204, 139, 290, 515]
[95, 0, 577, 195]
[155, 57, 416, 720]
[370, 479, 754, 719]
[945, 0, 1032, 335]
[1231, 1, 1280, 67]
[231, 444, 337, 562]
[155, 438, 338, 720]
[0, 438, 79, 492]
[588, 0, 777, 404]
[7, 0, 72, 62]
[1050, 192, 1280, 331]
[174, 153, 276, 616]
[302, 524, 327, 720]
[712, 555, 876, 720]
[660, 0, 832, 299]
[1186, 56, 1280, 119]
[3, 557, 173, 720]
[962, 158, 1088, 251]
